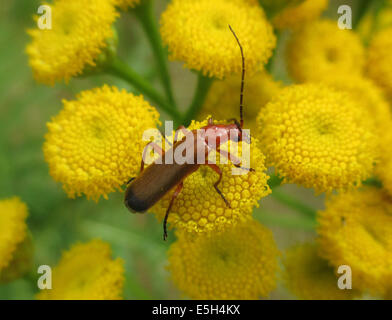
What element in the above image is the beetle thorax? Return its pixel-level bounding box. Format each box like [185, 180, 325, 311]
[200, 124, 240, 149]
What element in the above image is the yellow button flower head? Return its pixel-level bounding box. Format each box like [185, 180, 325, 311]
[366, 27, 392, 101]
[283, 243, 359, 300]
[376, 128, 392, 197]
[37, 239, 124, 300]
[152, 118, 271, 234]
[257, 84, 377, 193]
[167, 220, 280, 299]
[200, 71, 282, 133]
[0, 197, 32, 283]
[43, 85, 160, 201]
[273, 0, 328, 30]
[317, 187, 392, 296]
[287, 20, 365, 82]
[26, 0, 118, 85]
[160, 0, 276, 79]
[319, 74, 392, 133]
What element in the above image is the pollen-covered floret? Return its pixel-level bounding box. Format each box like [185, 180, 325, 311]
[273, 0, 328, 30]
[287, 20, 365, 82]
[376, 127, 392, 197]
[200, 71, 282, 133]
[37, 239, 125, 300]
[257, 84, 377, 193]
[319, 74, 392, 133]
[160, 0, 276, 79]
[26, 0, 118, 85]
[43, 85, 161, 201]
[167, 220, 280, 299]
[317, 187, 392, 296]
[152, 118, 271, 234]
[283, 243, 360, 300]
[366, 27, 392, 101]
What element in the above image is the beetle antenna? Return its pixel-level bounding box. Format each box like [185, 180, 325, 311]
[229, 25, 245, 129]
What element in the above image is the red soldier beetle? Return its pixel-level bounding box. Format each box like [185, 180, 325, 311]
[124, 26, 254, 240]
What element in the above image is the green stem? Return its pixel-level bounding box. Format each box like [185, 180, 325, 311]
[353, 0, 374, 29]
[370, 0, 388, 32]
[361, 0, 388, 45]
[271, 190, 317, 219]
[265, 30, 280, 75]
[134, 0, 177, 108]
[182, 73, 214, 126]
[363, 176, 383, 188]
[255, 209, 316, 231]
[106, 56, 181, 122]
[268, 174, 283, 189]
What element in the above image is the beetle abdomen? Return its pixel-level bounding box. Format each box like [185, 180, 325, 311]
[124, 190, 150, 213]
[124, 161, 200, 213]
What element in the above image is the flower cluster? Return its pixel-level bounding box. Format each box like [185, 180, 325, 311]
[167, 220, 280, 299]
[0, 197, 33, 283]
[37, 239, 125, 300]
[160, 0, 276, 78]
[257, 83, 377, 193]
[43, 85, 160, 201]
[14, 0, 392, 300]
[366, 27, 392, 101]
[153, 118, 271, 234]
[283, 243, 359, 300]
[317, 187, 392, 297]
[26, 0, 118, 85]
[287, 19, 365, 82]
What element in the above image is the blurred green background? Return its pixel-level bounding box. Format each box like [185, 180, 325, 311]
[0, 0, 358, 299]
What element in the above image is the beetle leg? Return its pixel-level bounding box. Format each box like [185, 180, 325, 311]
[141, 142, 164, 172]
[207, 164, 231, 208]
[218, 148, 255, 172]
[163, 182, 184, 241]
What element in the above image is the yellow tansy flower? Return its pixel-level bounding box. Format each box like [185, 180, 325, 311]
[287, 20, 365, 82]
[167, 220, 280, 299]
[283, 243, 359, 300]
[376, 127, 392, 197]
[37, 239, 124, 300]
[152, 118, 271, 234]
[199, 71, 282, 133]
[0, 198, 33, 283]
[257, 84, 377, 193]
[0, 231, 34, 283]
[273, 0, 328, 30]
[26, 0, 118, 85]
[317, 187, 392, 296]
[160, 0, 276, 79]
[366, 27, 392, 101]
[319, 74, 392, 133]
[43, 85, 160, 201]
